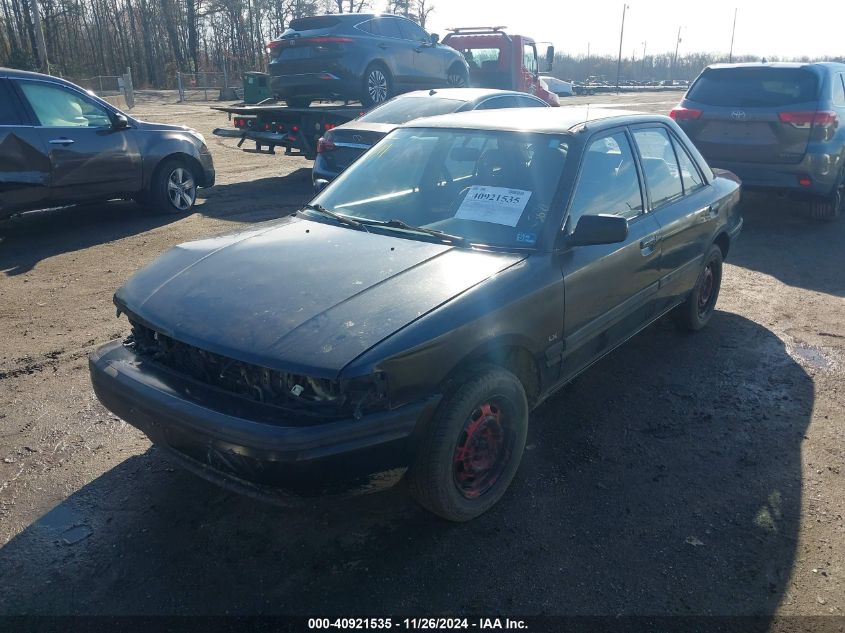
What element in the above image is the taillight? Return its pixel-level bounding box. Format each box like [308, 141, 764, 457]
[234, 117, 245, 128]
[669, 106, 702, 121]
[265, 40, 281, 54]
[778, 110, 839, 129]
[317, 137, 336, 154]
[324, 123, 335, 130]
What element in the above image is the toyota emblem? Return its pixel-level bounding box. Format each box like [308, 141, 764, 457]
[731, 110, 747, 121]
[352, 134, 363, 143]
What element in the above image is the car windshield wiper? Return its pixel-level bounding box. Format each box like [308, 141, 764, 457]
[301, 203, 366, 230]
[358, 218, 470, 246]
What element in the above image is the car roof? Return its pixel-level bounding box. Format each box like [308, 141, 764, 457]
[391, 88, 545, 103]
[0, 67, 67, 81]
[705, 61, 845, 72]
[402, 106, 655, 134]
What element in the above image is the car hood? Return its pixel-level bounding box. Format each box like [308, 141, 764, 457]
[115, 216, 524, 377]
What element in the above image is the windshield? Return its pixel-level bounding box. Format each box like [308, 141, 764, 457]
[360, 97, 466, 125]
[311, 127, 569, 249]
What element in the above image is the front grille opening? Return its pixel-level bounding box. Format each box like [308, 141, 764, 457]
[125, 320, 359, 417]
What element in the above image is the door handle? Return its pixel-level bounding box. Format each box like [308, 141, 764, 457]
[640, 235, 658, 256]
[49, 138, 74, 145]
[697, 204, 719, 221]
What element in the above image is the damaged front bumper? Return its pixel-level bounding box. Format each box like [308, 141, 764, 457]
[89, 340, 440, 502]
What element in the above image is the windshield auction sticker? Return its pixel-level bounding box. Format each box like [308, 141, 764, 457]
[454, 186, 532, 227]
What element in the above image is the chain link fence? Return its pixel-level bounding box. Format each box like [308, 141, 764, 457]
[66, 68, 135, 109]
[177, 71, 239, 101]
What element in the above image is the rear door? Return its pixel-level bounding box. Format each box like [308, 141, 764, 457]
[630, 125, 714, 308]
[13, 78, 142, 204]
[396, 18, 444, 84]
[371, 17, 417, 89]
[679, 66, 821, 164]
[559, 129, 662, 379]
[0, 77, 51, 216]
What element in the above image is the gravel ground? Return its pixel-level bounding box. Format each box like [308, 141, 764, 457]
[0, 90, 842, 618]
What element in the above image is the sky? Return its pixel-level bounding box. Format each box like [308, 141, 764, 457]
[425, 0, 845, 60]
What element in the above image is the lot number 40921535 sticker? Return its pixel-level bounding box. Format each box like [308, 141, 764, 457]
[454, 186, 532, 227]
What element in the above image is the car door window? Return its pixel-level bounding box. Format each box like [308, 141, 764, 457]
[632, 127, 683, 208]
[355, 19, 376, 35]
[375, 17, 403, 39]
[475, 96, 519, 110]
[515, 96, 546, 107]
[833, 73, 845, 107]
[18, 81, 111, 128]
[567, 132, 643, 230]
[522, 44, 538, 75]
[0, 80, 23, 124]
[397, 19, 428, 42]
[670, 135, 704, 193]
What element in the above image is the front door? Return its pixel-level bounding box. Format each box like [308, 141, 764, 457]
[559, 129, 662, 380]
[14, 78, 142, 205]
[0, 78, 50, 216]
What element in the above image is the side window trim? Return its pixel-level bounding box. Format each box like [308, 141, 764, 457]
[563, 125, 646, 232]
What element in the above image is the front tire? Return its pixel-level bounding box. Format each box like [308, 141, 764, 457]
[409, 365, 528, 522]
[361, 63, 392, 107]
[144, 158, 198, 214]
[675, 244, 723, 332]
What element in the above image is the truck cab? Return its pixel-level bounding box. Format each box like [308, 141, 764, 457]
[442, 27, 558, 106]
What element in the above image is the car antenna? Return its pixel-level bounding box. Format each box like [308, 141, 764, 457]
[429, 89, 437, 96]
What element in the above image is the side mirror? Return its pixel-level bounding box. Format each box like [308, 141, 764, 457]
[430, 33, 440, 45]
[313, 178, 330, 194]
[568, 214, 628, 246]
[112, 114, 129, 130]
[545, 45, 555, 72]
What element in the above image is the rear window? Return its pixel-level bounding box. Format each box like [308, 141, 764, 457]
[288, 16, 340, 31]
[688, 68, 819, 107]
[360, 97, 465, 124]
[0, 80, 23, 124]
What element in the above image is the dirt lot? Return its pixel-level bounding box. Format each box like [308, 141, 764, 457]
[0, 90, 843, 618]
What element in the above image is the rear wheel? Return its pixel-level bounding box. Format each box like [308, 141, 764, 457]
[446, 65, 469, 88]
[674, 244, 723, 332]
[809, 176, 844, 222]
[408, 365, 528, 522]
[144, 158, 198, 214]
[361, 63, 392, 107]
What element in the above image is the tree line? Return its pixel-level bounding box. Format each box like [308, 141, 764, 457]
[0, 0, 433, 87]
[1, 0, 842, 88]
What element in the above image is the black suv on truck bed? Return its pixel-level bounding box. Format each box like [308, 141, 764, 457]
[267, 13, 470, 107]
[671, 62, 845, 221]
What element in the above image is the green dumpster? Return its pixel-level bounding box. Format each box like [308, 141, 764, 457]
[243, 72, 272, 104]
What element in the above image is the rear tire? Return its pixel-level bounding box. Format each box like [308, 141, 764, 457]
[144, 157, 198, 215]
[408, 365, 528, 522]
[809, 178, 844, 222]
[361, 63, 392, 107]
[674, 244, 723, 332]
[445, 64, 469, 88]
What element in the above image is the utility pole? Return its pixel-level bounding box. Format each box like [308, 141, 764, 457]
[30, 0, 49, 74]
[728, 8, 737, 62]
[615, 4, 629, 94]
[671, 26, 682, 82]
[641, 41, 647, 80]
